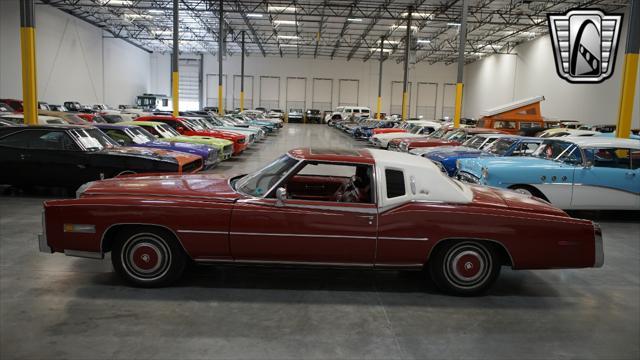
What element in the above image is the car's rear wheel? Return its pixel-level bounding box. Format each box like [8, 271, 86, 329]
[429, 240, 500, 296]
[112, 227, 186, 287]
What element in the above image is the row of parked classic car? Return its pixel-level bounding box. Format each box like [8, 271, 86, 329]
[329, 116, 640, 211]
[0, 99, 285, 191]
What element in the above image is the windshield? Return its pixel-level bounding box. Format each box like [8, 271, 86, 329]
[235, 155, 300, 197]
[463, 136, 488, 149]
[428, 127, 448, 138]
[533, 140, 583, 165]
[409, 126, 424, 134]
[156, 124, 181, 138]
[487, 138, 518, 155]
[184, 118, 205, 131]
[69, 128, 119, 151]
[125, 127, 156, 144]
[445, 129, 468, 142]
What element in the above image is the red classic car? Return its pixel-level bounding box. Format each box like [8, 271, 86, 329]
[391, 128, 506, 152]
[135, 115, 247, 155]
[38, 148, 603, 295]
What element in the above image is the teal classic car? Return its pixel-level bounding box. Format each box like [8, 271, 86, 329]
[457, 137, 640, 210]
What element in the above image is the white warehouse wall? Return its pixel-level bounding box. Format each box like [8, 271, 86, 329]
[150, 52, 458, 118]
[0, 1, 151, 106]
[463, 16, 640, 127]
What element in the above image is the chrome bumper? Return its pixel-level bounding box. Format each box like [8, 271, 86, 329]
[593, 222, 604, 268]
[38, 211, 52, 253]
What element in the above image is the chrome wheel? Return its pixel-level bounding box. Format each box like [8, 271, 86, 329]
[442, 242, 492, 290]
[121, 233, 172, 282]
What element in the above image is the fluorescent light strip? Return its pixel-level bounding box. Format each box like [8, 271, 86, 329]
[391, 25, 418, 31]
[247, 13, 263, 18]
[370, 48, 393, 52]
[417, 39, 431, 44]
[277, 35, 300, 39]
[401, 12, 432, 18]
[347, 18, 363, 22]
[377, 39, 400, 44]
[273, 20, 297, 26]
[447, 22, 461, 26]
[280, 44, 298, 47]
[268, 5, 297, 12]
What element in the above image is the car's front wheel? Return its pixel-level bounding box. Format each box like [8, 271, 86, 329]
[112, 227, 186, 287]
[429, 240, 500, 296]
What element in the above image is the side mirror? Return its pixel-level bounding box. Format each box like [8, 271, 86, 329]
[275, 187, 287, 207]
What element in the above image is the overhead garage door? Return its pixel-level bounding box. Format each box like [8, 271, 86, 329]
[312, 78, 333, 111]
[442, 83, 457, 119]
[178, 58, 201, 111]
[260, 76, 280, 110]
[338, 79, 359, 106]
[233, 75, 254, 110]
[416, 82, 437, 120]
[390, 81, 412, 117]
[286, 77, 307, 111]
[205, 74, 228, 111]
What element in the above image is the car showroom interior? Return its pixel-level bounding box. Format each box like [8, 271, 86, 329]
[0, 0, 639, 359]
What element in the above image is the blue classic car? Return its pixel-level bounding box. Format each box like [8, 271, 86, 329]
[413, 135, 543, 176]
[457, 137, 640, 210]
[96, 124, 220, 169]
[352, 120, 399, 139]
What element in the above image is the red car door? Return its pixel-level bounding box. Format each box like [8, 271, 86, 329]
[229, 198, 377, 265]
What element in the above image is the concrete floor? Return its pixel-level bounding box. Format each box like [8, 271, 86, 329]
[1, 124, 639, 359]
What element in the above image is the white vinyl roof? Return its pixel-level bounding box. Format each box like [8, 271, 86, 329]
[560, 136, 640, 149]
[482, 96, 545, 116]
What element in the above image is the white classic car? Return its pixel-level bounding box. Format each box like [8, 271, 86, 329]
[370, 120, 442, 149]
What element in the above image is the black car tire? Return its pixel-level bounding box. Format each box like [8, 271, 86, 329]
[112, 227, 186, 287]
[429, 240, 500, 296]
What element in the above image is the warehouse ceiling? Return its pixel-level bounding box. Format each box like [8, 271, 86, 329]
[40, 0, 629, 64]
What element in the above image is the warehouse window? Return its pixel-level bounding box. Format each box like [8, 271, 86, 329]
[385, 169, 405, 198]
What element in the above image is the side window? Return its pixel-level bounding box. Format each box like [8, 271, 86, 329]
[385, 169, 405, 198]
[145, 126, 161, 136]
[631, 150, 640, 170]
[160, 120, 178, 129]
[493, 121, 516, 129]
[291, 162, 373, 204]
[513, 142, 539, 155]
[588, 148, 632, 169]
[0, 131, 34, 148]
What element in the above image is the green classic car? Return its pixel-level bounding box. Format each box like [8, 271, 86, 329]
[120, 121, 234, 161]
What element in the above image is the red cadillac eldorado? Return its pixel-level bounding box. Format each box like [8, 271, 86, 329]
[38, 147, 603, 295]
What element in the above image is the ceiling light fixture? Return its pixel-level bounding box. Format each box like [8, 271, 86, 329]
[447, 22, 461, 26]
[268, 5, 297, 12]
[277, 35, 300, 39]
[391, 25, 418, 31]
[370, 48, 393, 52]
[247, 13, 263, 18]
[417, 39, 431, 44]
[148, 9, 164, 15]
[401, 12, 432, 18]
[347, 18, 363, 22]
[273, 20, 298, 26]
[280, 43, 298, 47]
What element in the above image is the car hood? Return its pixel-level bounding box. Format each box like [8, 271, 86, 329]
[80, 174, 240, 201]
[459, 156, 560, 177]
[425, 146, 486, 160]
[100, 146, 183, 162]
[166, 135, 232, 146]
[406, 138, 454, 146]
[149, 140, 212, 157]
[469, 184, 568, 217]
[374, 133, 420, 140]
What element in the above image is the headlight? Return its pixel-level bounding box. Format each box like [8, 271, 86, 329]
[481, 167, 489, 179]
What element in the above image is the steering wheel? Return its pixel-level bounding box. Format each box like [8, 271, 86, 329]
[335, 176, 358, 202]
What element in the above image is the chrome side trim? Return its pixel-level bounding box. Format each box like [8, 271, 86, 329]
[194, 258, 374, 267]
[378, 236, 429, 242]
[231, 232, 377, 240]
[177, 229, 228, 235]
[282, 202, 378, 214]
[63, 224, 96, 233]
[64, 250, 104, 259]
[593, 222, 604, 268]
[375, 263, 424, 268]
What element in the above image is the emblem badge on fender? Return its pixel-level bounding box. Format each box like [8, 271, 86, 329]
[547, 9, 623, 83]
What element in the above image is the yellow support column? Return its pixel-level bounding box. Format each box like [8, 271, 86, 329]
[615, 0, 639, 138]
[20, 0, 38, 126]
[239, 91, 245, 113]
[172, 71, 179, 117]
[453, 82, 463, 128]
[171, 0, 179, 117]
[376, 96, 382, 120]
[401, 92, 408, 121]
[218, 85, 224, 115]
